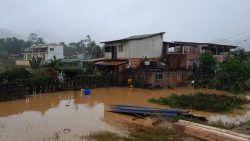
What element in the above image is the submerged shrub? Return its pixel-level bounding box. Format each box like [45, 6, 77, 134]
[149, 92, 249, 112]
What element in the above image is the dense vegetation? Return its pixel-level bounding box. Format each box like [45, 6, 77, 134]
[149, 92, 249, 112]
[0, 33, 44, 59]
[61, 35, 104, 59]
[194, 49, 250, 93]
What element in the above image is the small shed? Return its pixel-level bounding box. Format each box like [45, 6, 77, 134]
[95, 60, 128, 85]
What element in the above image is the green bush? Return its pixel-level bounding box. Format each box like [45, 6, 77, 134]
[0, 68, 30, 83]
[149, 92, 249, 112]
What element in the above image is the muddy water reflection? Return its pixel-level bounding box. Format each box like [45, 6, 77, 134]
[0, 87, 249, 141]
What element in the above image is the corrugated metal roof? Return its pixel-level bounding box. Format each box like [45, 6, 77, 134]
[60, 59, 81, 63]
[173, 41, 237, 48]
[101, 32, 165, 43]
[95, 61, 127, 66]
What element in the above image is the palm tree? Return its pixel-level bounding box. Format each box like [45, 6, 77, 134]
[48, 56, 62, 70]
[29, 56, 44, 69]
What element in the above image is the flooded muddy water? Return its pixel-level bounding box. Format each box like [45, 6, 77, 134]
[0, 87, 249, 141]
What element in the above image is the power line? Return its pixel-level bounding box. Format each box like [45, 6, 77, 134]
[232, 38, 250, 46]
[215, 30, 250, 44]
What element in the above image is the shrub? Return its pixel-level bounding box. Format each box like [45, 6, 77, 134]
[61, 67, 81, 80]
[149, 92, 249, 112]
[0, 68, 30, 83]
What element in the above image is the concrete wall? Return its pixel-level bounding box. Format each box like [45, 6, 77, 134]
[47, 44, 64, 61]
[125, 35, 163, 58]
[104, 34, 163, 59]
[169, 71, 188, 87]
[15, 60, 30, 66]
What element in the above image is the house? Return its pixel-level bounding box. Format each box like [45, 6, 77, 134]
[164, 41, 237, 79]
[16, 43, 64, 66]
[95, 32, 166, 85]
[101, 32, 165, 68]
[134, 59, 188, 88]
[96, 32, 189, 87]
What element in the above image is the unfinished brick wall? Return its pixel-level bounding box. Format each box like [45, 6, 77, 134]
[169, 71, 188, 87]
[134, 70, 188, 88]
[165, 54, 187, 68]
[130, 58, 161, 69]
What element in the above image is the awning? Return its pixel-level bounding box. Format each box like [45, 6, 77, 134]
[95, 61, 127, 66]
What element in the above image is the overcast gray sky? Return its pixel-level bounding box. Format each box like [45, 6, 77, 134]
[1, 0, 250, 49]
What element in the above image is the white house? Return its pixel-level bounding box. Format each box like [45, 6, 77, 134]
[100, 32, 165, 68]
[16, 43, 64, 66]
[102, 32, 165, 60]
[23, 43, 64, 61]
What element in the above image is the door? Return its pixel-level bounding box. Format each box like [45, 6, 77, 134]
[111, 46, 117, 59]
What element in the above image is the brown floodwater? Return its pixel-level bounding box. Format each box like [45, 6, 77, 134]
[0, 87, 249, 141]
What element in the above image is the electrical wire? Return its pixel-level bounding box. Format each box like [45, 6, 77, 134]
[232, 38, 250, 46]
[215, 30, 250, 44]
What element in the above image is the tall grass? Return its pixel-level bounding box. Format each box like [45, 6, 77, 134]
[149, 92, 249, 112]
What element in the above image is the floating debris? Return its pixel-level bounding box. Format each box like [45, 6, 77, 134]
[63, 128, 72, 134]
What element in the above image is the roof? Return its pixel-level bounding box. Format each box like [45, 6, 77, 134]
[172, 41, 237, 49]
[82, 58, 106, 63]
[64, 51, 78, 56]
[60, 59, 81, 63]
[101, 32, 165, 43]
[95, 60, 127, 66]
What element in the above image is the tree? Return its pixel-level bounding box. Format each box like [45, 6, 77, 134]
[29, 56, 44, 70]
[195, 52, 217, 88]
[66, 35, 104, 59]
[84, 35, 103, 59]
[28, 33, 44, 44]
[221, 57, 250, 92]
[231, 47, 248, 61]
[47, 56, 62, 70]
[199, 52, 217, 78]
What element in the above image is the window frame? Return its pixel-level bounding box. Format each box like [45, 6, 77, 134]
[176, 72, 182, 81]
[105, 46, 111, 52]
[155, 73, 163, 80]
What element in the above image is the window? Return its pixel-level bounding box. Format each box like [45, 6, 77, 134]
[50, 48, 54, 51]
[137, 74, 145, 79]
[176, 73, 182, 81]
[155, 73, 163, 80]
[118, 45, 123, 52]
[105, 46, 111, 52]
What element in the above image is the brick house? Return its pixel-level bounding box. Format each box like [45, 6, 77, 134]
[95, 33, 236, 88]
[134, 61, 188, 88]
[95, 32, 166, 86]
[164, 41, 237, 80]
